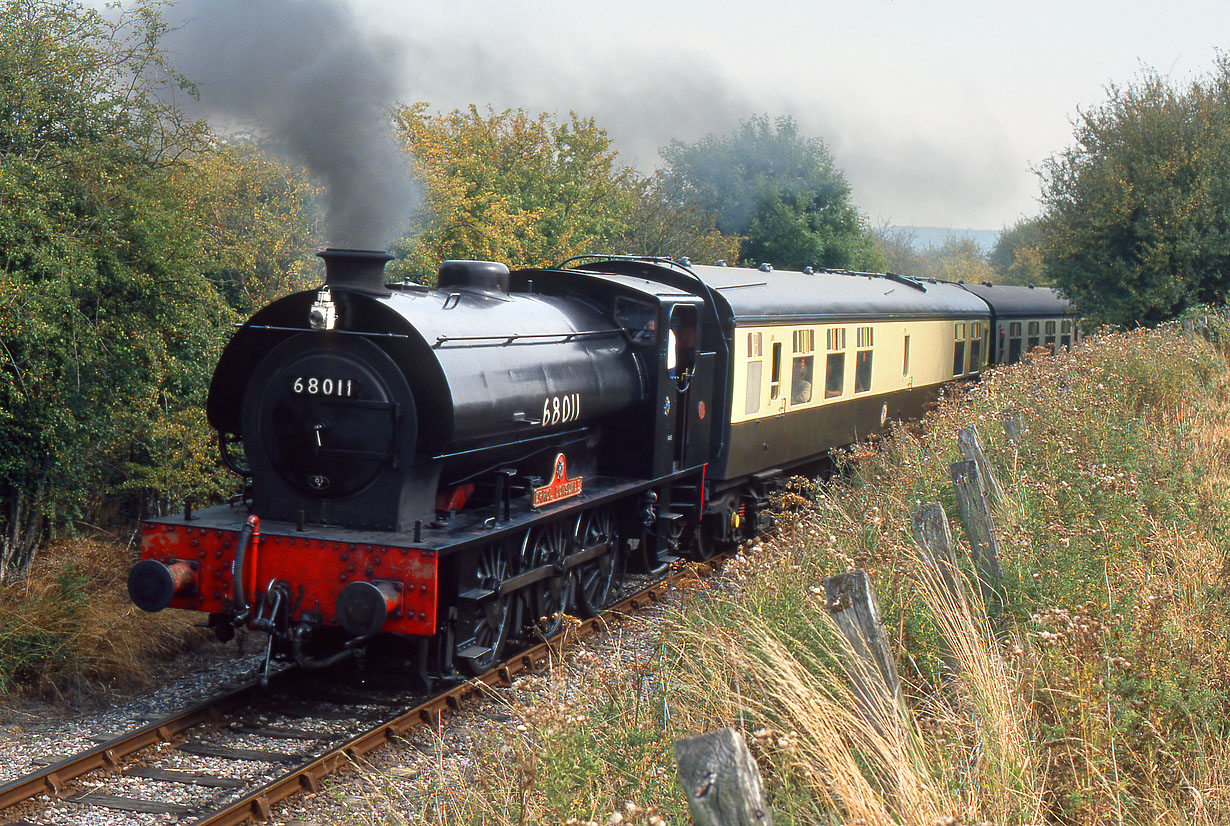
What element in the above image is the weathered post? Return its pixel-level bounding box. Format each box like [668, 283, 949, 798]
[957, 426, 1003, 506]
[823, 571, 901, 723]
[911, 503, 968, 674]
[910, 504, 967, 612]
[674, 727, 773, 826]
[950, 461, 1004, 617]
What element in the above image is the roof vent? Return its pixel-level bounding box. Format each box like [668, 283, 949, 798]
[803, 266, 814, 274]
[318, 248, 393, 297]
[758, 262, 773, 273]
[437, 260, 510, 296]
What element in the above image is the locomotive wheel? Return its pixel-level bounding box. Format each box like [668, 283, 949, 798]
[690, 522, 715, 561]
[525, 521, 573, 639]
[574, 508, 625, 616]
[454, 543, 514, 675]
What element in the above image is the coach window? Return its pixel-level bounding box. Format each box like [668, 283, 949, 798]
[855, 326, 873, 393]
[769, 341, 783, 400]
[1060, 320, 1072, 349]
[1027, 321, 1040, 351]
[903, 332, 911, 377]
[744, 332, 763, 415]
[791, 329, 815, 405]
[1008, 321, 1023, 363]
[969, 322, 983, 373]
[825, 327, 846, 398]
[1044, 320, 1057, 353]
[952, 322, 966, 377]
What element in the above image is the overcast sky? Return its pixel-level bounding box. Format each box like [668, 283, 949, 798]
[150, 0, 1228, 233]
[329, 0, 1223, 231]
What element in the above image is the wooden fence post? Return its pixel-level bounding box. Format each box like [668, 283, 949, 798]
[957, 425, 1003, 507]
[950, 461, 1004, 617]
[910, 504, 967, 612]
[823, 570, 901, 724]
[911, 503, 968, 674]
[674, 727, 773, 826]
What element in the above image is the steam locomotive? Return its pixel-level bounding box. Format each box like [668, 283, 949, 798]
[128, 250, 1074, 683]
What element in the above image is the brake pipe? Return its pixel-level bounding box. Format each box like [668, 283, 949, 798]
[231, 514, 261, 623]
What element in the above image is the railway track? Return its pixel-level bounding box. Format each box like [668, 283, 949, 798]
[0, 557, 718, 826]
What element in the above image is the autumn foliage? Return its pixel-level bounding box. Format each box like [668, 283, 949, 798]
[392, 103, 741, 278]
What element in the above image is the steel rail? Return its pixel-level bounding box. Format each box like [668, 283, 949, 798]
[0, 554, 723, 825]
[189, 570, 690, 826]
[0, 678, 269, 810]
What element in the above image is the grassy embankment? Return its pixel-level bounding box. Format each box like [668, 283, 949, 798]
[4, 324, 1230, 825]
[358, 325, 1230, 826]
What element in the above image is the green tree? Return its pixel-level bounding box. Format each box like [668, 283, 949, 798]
[1038, 57, 1230, 324]
[990, 216, 1050, 286]
[661, 115, 882, 271]
[872, 226, 927, 276]
[873, 227, 998, 284]
[922, 236, 997, 284]
[613, 171, 743, 265]
[166, 142, 323, 313]
[0, 0, 272, 580]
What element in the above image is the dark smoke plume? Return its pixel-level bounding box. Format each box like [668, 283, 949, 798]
[165, 0, 417, 249]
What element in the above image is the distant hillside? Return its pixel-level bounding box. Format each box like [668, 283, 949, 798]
[889, 226, 999, 253]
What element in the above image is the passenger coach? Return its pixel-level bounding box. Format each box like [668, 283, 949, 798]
[958, 282, 1078, 364]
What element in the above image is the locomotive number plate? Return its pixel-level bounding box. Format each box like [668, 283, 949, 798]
[292, 376, 356, 397]
[541, 393, 581, 426]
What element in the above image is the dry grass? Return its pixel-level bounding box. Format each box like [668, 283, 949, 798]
[0, 535, 215, 704]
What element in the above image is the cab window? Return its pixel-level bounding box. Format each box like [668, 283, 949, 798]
[668, 305, 698, 381]
[614, 297, 657, 344]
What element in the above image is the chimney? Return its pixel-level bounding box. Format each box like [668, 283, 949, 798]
[317, 248, 393, 297]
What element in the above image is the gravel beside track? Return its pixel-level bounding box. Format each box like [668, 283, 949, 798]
[0, 554, 745, 826]
[0, 649, 266, 786]
[269, 572, 716, 826]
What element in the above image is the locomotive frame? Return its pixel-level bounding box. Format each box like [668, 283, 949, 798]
[128, 250, 1075, 684]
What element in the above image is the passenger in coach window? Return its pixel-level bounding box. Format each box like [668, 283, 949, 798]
[792, 356, 813, 404]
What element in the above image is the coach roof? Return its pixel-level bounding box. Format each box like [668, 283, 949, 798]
[957, 283, 1073, 318]
[688, 264, 990, 324]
